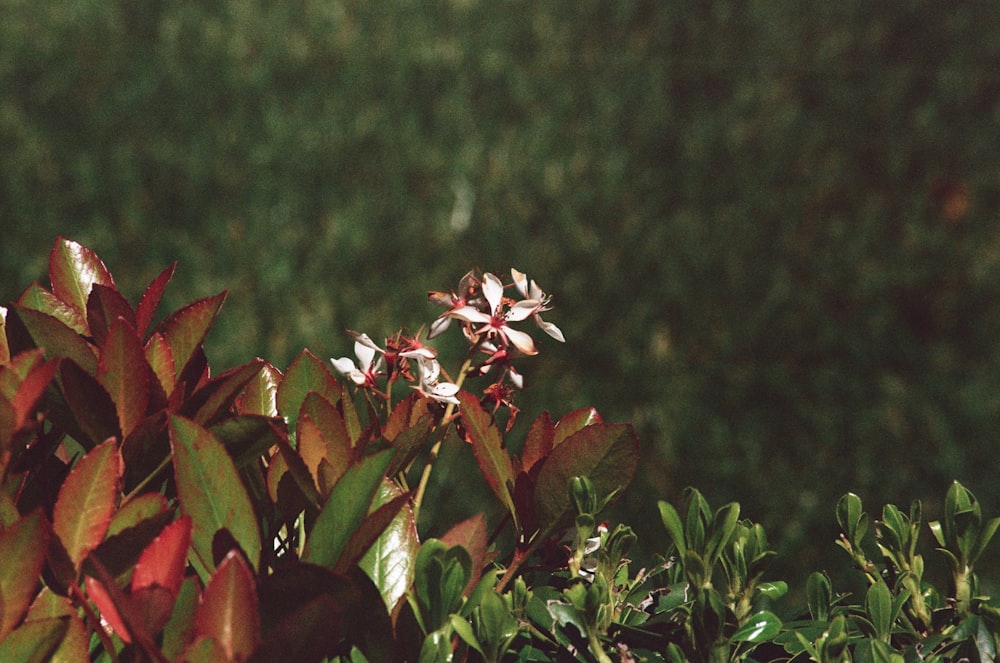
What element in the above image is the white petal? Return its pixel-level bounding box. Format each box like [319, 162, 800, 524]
[503, 326, 538, 355]
[354, 341, 378, 370]
[331, 357, 358, 376]
[448, 305, 491, 324]
[352, 332, 383, 353]
[400, 346, 437, 360]
[481, 272, 504, 313]
[429, 316, 452, 338]
[536, 317, 565, 342]
[430, 382, 460, 403]
[417, 357, 441, 384]
[509, 367, 524, 389]
[511, 268, 529, 298]
[506, 299, 539, 322]
[349, 370, 368, 386]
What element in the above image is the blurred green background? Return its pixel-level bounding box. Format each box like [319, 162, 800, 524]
[4, 0, 1000, 588]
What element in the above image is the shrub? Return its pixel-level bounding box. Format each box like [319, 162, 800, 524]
[1, 237, 998, 662]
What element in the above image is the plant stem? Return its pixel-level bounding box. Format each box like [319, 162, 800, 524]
[120, 453, 174, 507]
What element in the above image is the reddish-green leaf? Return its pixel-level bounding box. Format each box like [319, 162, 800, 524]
[25, 588, 90, 663]
[0, 617, 69, 663]
[303, 449, 393, 569]
[534, 423, 640, 529]
[170, 415, 261, 579]
[17, 282, 88, 335]
[457, 391, 516, 522]
[238, 361, 282, 417]
[107, 493, 169, 538]
[188, 360, 265, 425]
[52, 438, 121, 570]
[552, 407, 603, 447]
[276, 349, 341, 434]
[49, 237, 116, 315]
[132, 517, 192, 597]
[0, 509, 50, 640]
[299, 414, 337, 495]
[97, 317, 151, 439]
[10, 357, 59, 431]
[522, 411, 555, 473]
[145, 332, 176, 396]
[357, 480, 418, 611]
[298, 393, 353, 483]
[158, 292, 227, 379]
[86, 284, 136, 347]
[135, 263, 176, 338]
[60, 361, 119, 445]
[161, 577, 200, 661]
[0, 307, 9, 365]
[194, 549, 260, 662]
[384, 392, 432, 441]
[9, 305, 98, 374]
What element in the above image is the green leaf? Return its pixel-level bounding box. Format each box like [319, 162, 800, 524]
[158, 292, 227, 379]
[194, 550, 260, 663]
[23, 589, 90, 663]
[144, 332, 176, 395]
[658, 500, 686, 557]
[534, 423, 640, 529]
[731, 610, 782, 643]
[52, 437, 121, 570]
[0, 617, 69, 663]
[806, 571, 832, 621]
[97, 317, 151, 439]
[238, 361, 282, 418]
[170, 415, 261, 578]
[303, 449, 393, 569]
[705, 502, 740, 566]
[17, 282, 88, 335]
[359, 479, 419, 611]
[440, 514, 493, 598]
[836, 492, 867, 547]
[866, 578, 893, 642]
[210, 415, 283, 470]
[970, 516, 1000, 566]
[161, 577, 199, 660]
[757, 581, 788, 600]
[0, 510, 50, 640]
[276, 349, 342, 434]
[48, 237, 116, 316]
[457, 391, 517, 523]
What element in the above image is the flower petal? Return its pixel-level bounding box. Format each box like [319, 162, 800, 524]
[511, 268, 529, 298]
[506, 299, 539, 322]
[448, 306, 491, 324]
[481, 272, 504, 313]
[429, 316, 452, 338]
[355, 341, 378, 370]
[536, 316, 565, 342]
[331, 357, 358, 376]
[503, 326, 538, 355]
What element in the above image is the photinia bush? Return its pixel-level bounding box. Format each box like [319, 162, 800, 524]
[0, 237, 998, 662]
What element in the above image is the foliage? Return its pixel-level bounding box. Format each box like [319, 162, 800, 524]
[1, 237, 1000, 661]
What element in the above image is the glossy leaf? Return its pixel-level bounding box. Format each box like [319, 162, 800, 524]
[52, 437, 121, 570]
[552, 407, 603, 447]
[358, 479, 419, 610]
[0, 306, 8, 365]
[59, 360, 119, 445]
[9, 356, 59, 431]
[238, 361, 282, 417]
[522, 411, 554, 473]
[97, 317, 151, 439]
[17, 282, 88, 335]
[440, 513, 494, 597]
[731, 611, 782, 643]
[188, 360, 265, 425]
[303, 448, 393, 569]
[276, 349, 341, 433]
[534, 423, 640, 529]
[170, 415, 261, 577]
[0, 510, 49, 640]
[457, 391, 516, 522]
[49, 236, 116, 315]
[158, 292, 227, 379]
[145, 332, 176, 396]
[9, 305, 97, 374]
[194, 549, 260, 662]
[135, 263, 176, 338]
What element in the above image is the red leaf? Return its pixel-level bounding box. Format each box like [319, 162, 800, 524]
[87, 283, 136, 347]
[383, 392, 432, 441]
[135, 263, 176, 338]
[157, 292, 227, 379]
[440, 513, 496, 596]
[457, 391, 517, 523]
[49, 237, 116, 315]
[0, 509, 50, 640]
[553, 407, 603, 447]
[10, 357, 59, 430]
[52, 437, 122, 569]
[188, 360, 265, 425]
[60, 360, 120, 445]
[145, 332, 176, 396]
[521, 410, 554, 474]
[534, 423, 640, 530]
[132, 516, 192, 596]
[98, 317, 152, 439]
[194, 549, 260, 661]
[9, 304, 98, 374]
[85, 575, 131, 643]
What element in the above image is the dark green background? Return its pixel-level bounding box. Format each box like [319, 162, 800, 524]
[4, 0, 1000, 589]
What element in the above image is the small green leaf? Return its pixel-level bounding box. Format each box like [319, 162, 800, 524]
[135, 263, 176, 338]
[52, 437, 121, 570]
[658, 500, 686, 557]
[806, 571, 832, 621]
[238, 361, 282, 418]
[276, 349, 342, 433]
[866, 578, 893, 641]
[757, 581, 788, 600]
[170, 415, 261, 578]
[303, 449, 393, 569]
[731, 610, 782, 643]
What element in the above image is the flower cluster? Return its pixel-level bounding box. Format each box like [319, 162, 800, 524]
[331, 268, 564, 421]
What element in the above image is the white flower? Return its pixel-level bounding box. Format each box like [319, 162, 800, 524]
[331, 333, 385, 387]
[412, 356, 460, 405]
[511, 268, 565, 343]
[448, 272, 540, 355]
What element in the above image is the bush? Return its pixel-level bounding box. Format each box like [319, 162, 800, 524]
[1, 237, 999, 662]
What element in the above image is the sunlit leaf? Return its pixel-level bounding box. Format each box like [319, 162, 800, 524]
[170, 415, 261, 578]
[86, 284, 136, 347]
[145, 332, 176, 396]
[0, 510, 50, 640]
[276, 349, 341, 434]
[8, 305, 98, 374]
[238, 361, 282, 417]
[731, 610, 782, 643]
[49, 236, 116, 315]
[17, 282, 88, 335]
[552, 407, 602, 447]
[211, 415, 283, 470]
[194, 549, 259, 662]
[358, 479, 418, 611]
[52, 438, 121, 570]
[187, 360, 264, 426]
[132, 517, 192, 597]
[522, 411, 554, 473]
[97, 317, 151, 439]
